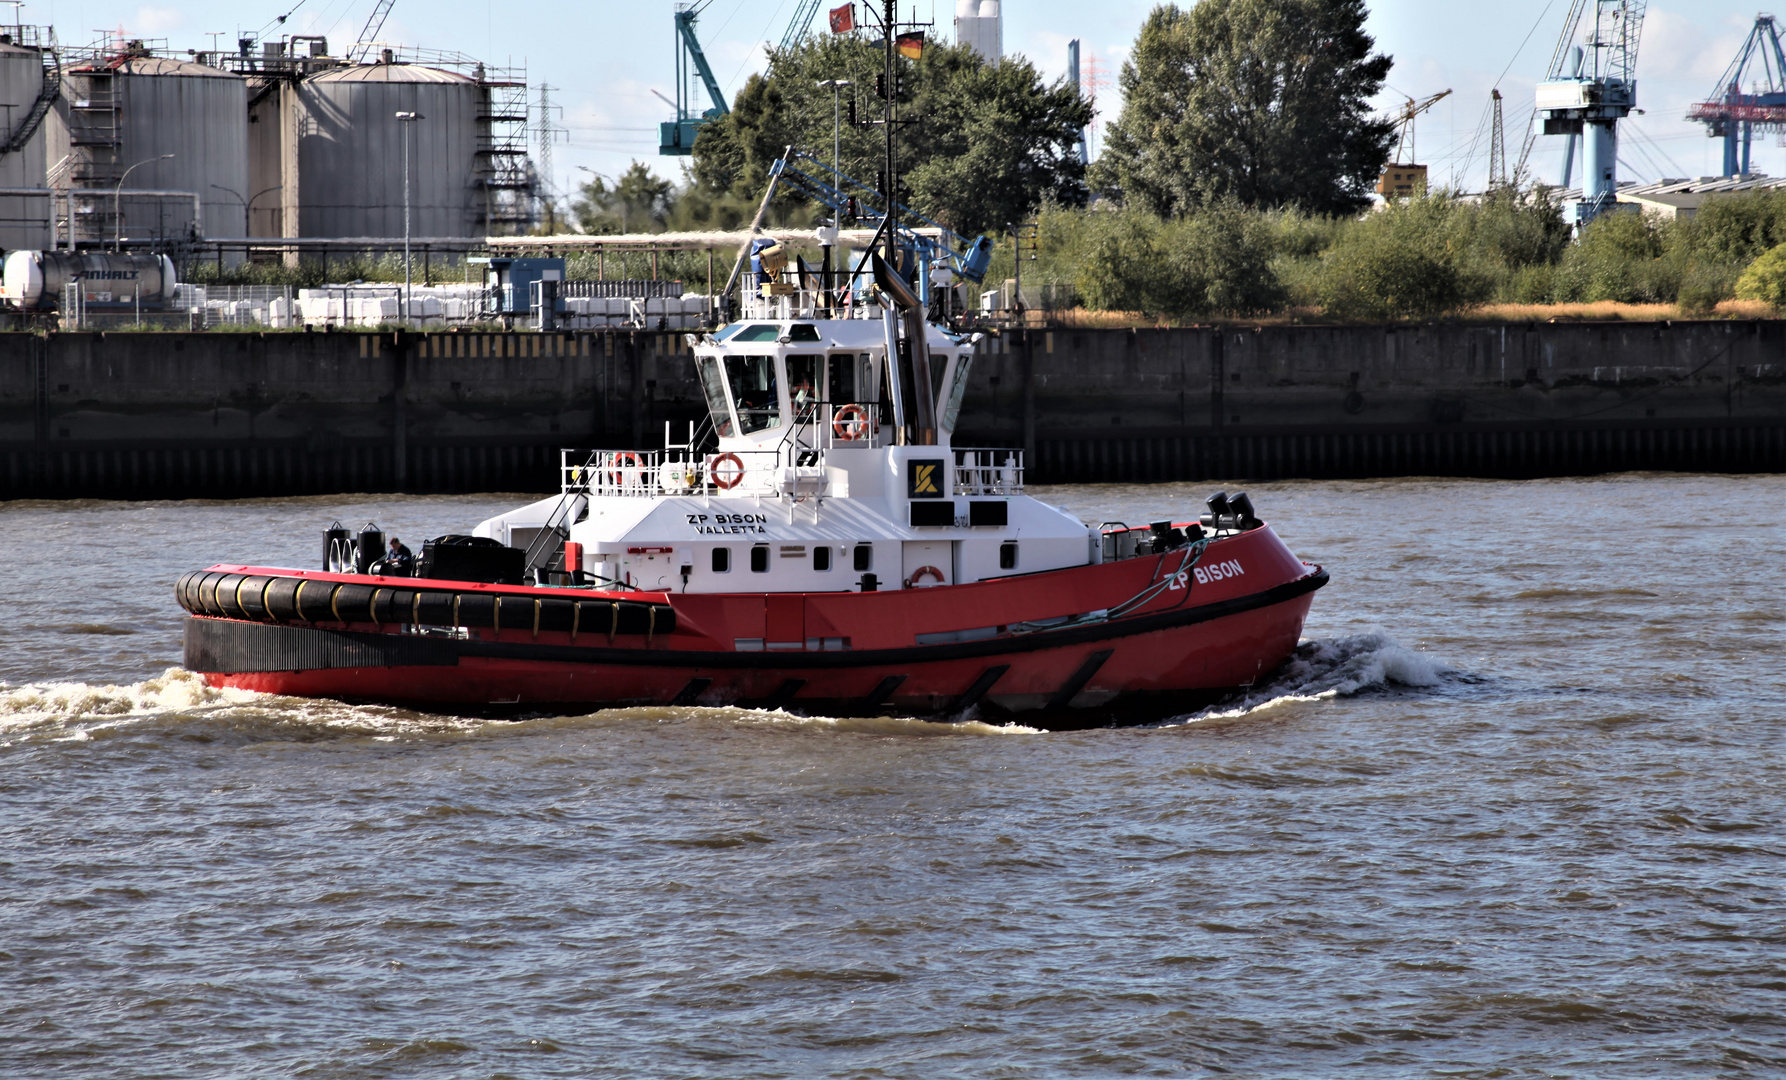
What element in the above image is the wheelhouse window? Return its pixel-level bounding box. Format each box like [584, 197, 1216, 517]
[696, 356, 735, 438]
[730, 324, 781, 342]
[941, 354, 973, 433]
[827, 353, 857, 404]
[725, 355, 782, 434]
[787, 354, 822, 421]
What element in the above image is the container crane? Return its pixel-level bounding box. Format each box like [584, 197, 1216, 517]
[1376, 89, 1450, 198]
[659, 1, 730, 155]
[1535, 0, 1648, 226]
[1686, 14, 1786, 179]
[348, 0, 396, 64]
[777, 0, 823, 53]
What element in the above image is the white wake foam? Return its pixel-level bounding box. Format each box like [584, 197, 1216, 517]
[0, 667, 260, 732]
[1170, 630, 1452, 724]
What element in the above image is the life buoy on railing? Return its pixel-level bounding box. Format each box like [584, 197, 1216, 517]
[906, 565, 946, 588]
[710, 452, 745, 490]
[608, 451, 646, 489]
[833, 403, 869, 441]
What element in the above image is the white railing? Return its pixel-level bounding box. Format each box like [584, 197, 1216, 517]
[738, 286, 884, 322]
[953, 448, 1023, 495]
[563, 446, 828, 498]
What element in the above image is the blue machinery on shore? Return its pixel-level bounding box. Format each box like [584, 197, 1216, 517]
[1535, 0, 1648, 229]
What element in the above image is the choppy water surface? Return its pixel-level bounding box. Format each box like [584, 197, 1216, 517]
[1, 475, 1781, 1078]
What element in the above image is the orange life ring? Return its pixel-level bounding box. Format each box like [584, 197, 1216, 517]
[710, 452, 745, 490]
[833, 403, 869, 441]
[905, 565, 946, 588]
[608, 450, 645, 487]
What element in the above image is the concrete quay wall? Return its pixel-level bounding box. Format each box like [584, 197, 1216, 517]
[0, 321, 1780, 499]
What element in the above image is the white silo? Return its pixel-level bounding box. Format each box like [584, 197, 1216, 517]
[48, 49, 249, 244]
[0, 33, 52, 249]
[294, 61, 484, 238]
[955, 0, 1002, 66]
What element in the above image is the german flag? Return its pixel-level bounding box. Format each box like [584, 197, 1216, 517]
[896, 31, 924, 59]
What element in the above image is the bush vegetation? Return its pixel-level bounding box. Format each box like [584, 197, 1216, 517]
[993, 187, 1786, 321]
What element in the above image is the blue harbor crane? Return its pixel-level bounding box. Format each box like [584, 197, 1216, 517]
[659, 1, 730, 155]
[778, 0, 824, 53]
[1535, 0, 1648, 227]
[659, 0, 842, 156]
[1687, 14, 1786, 178]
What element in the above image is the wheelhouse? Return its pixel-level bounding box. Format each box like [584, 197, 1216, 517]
[694, 321, 976, 451]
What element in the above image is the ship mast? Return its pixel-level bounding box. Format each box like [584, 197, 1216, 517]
[881, 0, 899, 269]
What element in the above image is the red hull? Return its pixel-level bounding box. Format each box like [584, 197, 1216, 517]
[179, 526, 1326, 728]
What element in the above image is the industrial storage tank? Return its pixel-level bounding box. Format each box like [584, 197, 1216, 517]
[954, 0, 1002, 66]
[47, 47, 249, 243]
[0, 250, 177, 309]
[294, 61, 482, 238]
[0, 32, 53, 250]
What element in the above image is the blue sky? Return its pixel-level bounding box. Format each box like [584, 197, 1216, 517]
[30, 0, 1767, 199]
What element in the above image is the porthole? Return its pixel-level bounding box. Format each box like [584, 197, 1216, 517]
[999, 541, 1018, 570]
[750, 545, 769, 572]
[712, 547, 730, 573]
[814, 546, 832, 571]
[853, 544, 872, 571]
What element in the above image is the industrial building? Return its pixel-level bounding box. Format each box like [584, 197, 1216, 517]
[0, 28, 536, 260]
[47, 46, 250, 245]
[238, 39, 534, 243]
[954, 0, 1002, 65]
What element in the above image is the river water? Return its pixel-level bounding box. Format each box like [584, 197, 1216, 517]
[1, 474, 1780, 1078]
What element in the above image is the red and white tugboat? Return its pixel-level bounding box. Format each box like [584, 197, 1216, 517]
[173, 6, 1327, 728]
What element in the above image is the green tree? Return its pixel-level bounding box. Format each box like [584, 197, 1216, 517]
[572, 161, 676, 234]
[691, 35, 1090, 236]
[1315, 193, 1492, 318]
[1092, 0, 1395, 217]
[1074, 200, 1284, 318]
[1734, 241, 1786, 308]
[1551, 209, 1678, 304]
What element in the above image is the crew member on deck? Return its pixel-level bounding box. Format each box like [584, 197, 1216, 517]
[384, 536, 413, 575]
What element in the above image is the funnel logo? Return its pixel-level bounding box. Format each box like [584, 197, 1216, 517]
[908, 459, 945, 498]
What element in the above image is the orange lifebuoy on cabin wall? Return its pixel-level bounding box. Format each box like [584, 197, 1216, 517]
[709, 452, 745, 490]
[833, 403, 869, 441]
[905, 565, 946, 588]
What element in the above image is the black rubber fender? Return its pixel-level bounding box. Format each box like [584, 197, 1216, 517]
[330, 582, 377, 624]
[264, 577, 304, 622]
[238, 576, 274, 621]
[455, 593, 495, 629]
[197, 572, 232, 617]
[213, 575, 253, 621]
[175, 571, 203, 615]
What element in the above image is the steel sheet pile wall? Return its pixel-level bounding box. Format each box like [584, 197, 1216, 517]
[0, 322, 1778, 499]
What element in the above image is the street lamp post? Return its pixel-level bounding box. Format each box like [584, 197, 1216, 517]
[210, 184, 248, 236]
[116, 153, 174, 252]
[395, 111, 423, 322]
[816, 79, 851, 179]
[815, 80, 852, 299]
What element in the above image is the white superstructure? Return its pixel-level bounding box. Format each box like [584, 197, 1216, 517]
[477, 285, 1101, 597]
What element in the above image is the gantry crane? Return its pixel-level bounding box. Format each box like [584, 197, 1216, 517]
[659, 1, 730, 155]
[1686, 14, 1786, 179]
[1535, 0, 1648, 226]
[1376, 89, 1451, 198]
[348, 0, 397, 64]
